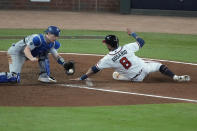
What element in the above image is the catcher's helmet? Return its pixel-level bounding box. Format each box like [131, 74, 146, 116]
[45, 26, 61, 37]
[103, 35, 119, 49]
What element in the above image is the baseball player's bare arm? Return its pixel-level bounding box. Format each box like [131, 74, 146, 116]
[50, 48, 65, 64]
[50, 48, 65, 63]
[71, 65, 100, 81]
[83, 67, 94, 79]
[127, 28, 145, 48]
[50, 48, 60, 60]
[24, 45, 38, 62]
[54, 54, 63, 61]
[127, 28, 138, 38]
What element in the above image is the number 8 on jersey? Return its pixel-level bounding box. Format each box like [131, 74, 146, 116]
[120, 57, 132, 69]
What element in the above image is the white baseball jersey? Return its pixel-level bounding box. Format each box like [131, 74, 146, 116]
[96, 42, 161, 81]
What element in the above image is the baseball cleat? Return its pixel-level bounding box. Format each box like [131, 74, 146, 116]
[173, 75, 191, 82]
[38, 76, 57, 83]
[11, 73, 20, 83]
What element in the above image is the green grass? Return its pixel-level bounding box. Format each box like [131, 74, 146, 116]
[0, 103, 197, 131]
[0, 29, 197, 63]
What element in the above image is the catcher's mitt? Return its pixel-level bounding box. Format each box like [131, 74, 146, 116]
[63, 61, 75, 75]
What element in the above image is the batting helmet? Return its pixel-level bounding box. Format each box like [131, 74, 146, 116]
[103, 35, 119, 49]
[45, 26, 61, 37]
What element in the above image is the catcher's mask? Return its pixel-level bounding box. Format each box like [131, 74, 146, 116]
[103, 35, 119, 49]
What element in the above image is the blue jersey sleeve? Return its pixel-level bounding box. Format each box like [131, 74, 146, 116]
[32, 36, 41, 46]
[54, 41, 61, 49]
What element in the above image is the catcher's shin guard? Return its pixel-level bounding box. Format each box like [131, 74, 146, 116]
[38, 58, 51, 76]
[0, 72, 20, 83]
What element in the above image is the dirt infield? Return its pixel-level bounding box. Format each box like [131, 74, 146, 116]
[0, 52, 197, 106]
[0, 10, 197, 34]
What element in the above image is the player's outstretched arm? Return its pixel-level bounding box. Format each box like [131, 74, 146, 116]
[126, 28, 145, 48]
[56, 55, 75, 75]
[71, 65, 100, 81]
[50, 48, 75, 75]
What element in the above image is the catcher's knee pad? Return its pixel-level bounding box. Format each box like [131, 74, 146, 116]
[0, 72, 20, 83]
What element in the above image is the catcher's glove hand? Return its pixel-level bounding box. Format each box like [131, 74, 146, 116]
[63, 61, 75, 75]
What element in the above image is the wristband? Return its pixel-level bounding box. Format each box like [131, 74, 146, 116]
[80, 74, 88, 80]
[91, 66, 100, 73]
[57, 57, 65, 65]
[130, 32, 138, 39]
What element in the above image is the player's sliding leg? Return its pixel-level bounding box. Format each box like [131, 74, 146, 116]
[159, 65, 191, 82]
[38, 53, 56, 83]
[145, 61, 190, 82]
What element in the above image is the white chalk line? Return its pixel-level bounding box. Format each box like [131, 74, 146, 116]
[58, 83, 197, 103]
[0, 51, 196, 66]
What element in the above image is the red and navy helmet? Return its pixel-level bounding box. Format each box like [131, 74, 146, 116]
[45, 26, 61, 37]
[103, 35, 119, 49]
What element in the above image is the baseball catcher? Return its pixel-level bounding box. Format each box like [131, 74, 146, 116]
[0, 26, 75, 83]
[72, 28, 190, 82]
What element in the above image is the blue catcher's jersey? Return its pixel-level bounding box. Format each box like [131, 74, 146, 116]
[24, 34, 60, 57]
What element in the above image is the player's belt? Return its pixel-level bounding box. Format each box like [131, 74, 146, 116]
[131, 69, 143, 81]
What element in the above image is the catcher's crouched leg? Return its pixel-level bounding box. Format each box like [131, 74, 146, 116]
[38, 56, 57, 83]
